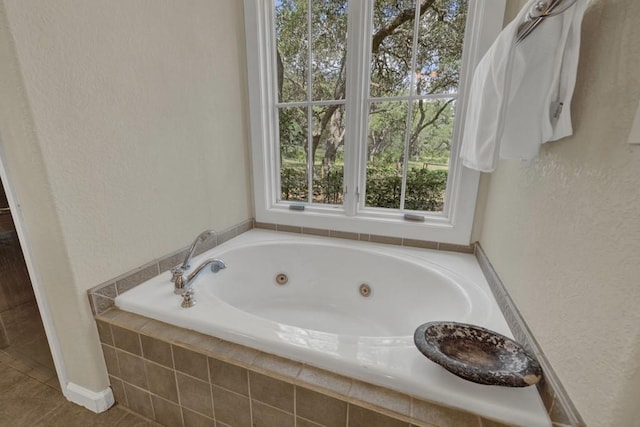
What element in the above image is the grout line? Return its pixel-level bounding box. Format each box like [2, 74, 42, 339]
[247, 369, 254, 427]
[293, 383, 297, 420]
[113, 405, 134, 424]
[345, 401, 350, 427]
[168, 344, 187, 425]
[30, 399, 66, 425]
[208, 356, 216, 423]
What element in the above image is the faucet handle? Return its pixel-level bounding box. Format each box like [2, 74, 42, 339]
[170, 267, 184, 282]
[171, 267, 186, 294]
[181, 288, 196, 308]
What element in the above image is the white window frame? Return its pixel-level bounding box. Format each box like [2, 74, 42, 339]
[244, 0, 505, 244]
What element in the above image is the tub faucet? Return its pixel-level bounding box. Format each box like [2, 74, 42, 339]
[171, 229, 216, 294]
[175, 258, 226, 308]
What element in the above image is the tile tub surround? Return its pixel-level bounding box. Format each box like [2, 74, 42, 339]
[96, 309, 515, 427]
[87, 221, 578, 425]
[254, 222, 475, 254]
[475, 245, 585, 427]
[88, 219, 254, 315]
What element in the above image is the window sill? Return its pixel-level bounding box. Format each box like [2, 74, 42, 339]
[255, 204, 475, 245]
[253, 219, 475, 254]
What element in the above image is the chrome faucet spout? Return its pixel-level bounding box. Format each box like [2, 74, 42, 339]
[174, 258, 226, 308]
[171, 229, 216, 294]
[181, 229, 216, 270]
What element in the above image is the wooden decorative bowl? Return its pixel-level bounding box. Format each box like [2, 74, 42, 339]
[414, 322, 542, 387]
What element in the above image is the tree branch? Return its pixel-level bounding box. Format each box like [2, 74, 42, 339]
[409, 98, 455, 148]
[371, 0, 436, 54]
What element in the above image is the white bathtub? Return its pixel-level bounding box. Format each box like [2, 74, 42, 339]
[116, 229, 550, 427]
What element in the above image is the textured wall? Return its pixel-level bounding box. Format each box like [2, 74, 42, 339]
[477, 0, 640, 426]
[0, 0, 252, 394]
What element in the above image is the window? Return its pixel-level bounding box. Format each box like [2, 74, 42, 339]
[245, 0, 505, 244]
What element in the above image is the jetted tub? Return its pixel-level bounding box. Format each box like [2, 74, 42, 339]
[116, 229, 550, 427]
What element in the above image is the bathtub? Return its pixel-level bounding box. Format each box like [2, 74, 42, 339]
[115, 229, 550, 427]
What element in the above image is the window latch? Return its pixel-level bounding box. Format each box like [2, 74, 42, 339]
[403, 213, 425, 222]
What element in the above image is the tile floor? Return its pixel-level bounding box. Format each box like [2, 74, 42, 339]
[0, 302, 153, 426]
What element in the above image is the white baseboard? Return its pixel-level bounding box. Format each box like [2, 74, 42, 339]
[64, 382, 115, 413]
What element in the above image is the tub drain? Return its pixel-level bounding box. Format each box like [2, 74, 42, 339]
[359, 283, 371, 297]
[275, 273, 288, 285]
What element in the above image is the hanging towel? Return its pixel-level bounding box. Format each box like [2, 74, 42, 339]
[460, 0, 589, 172]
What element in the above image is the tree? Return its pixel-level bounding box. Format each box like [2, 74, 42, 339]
[275, 0, 467, 209]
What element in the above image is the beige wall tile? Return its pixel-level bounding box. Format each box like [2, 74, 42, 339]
[480, 418, 515, 427]
[95, 320, 113, 346]
[538, 380, 555, 413]
[251, 353, 301, 379]
[295, 417, 324, 427]
[254, 222, 277, 230]
[296, 386, 347, 427]
[296, 366, 351, 397]
[328, 230, 359, 241]
[173, 345, 208, 381]
[116, 264, 160, 295]
[116, 350, 148, 389]
[90, 294, 114, 315]
[139, 318, 188, 343]
[251, 400, 294, 427]
[437, 242, 474, 254]
[108, 375, 127, 407]
[208, 357, 248, 396]
[176, 373, 213, 417]
[152, 395, 182, 426]
[549, 395, 573, 426]
[349, 381, 410, 416]
[412, 399, 480, 427]
[402, 238, 438, 250]
[109, 310, 151, 330]
[195, 337, 244, 362]
[93, 282, 117, 299]
[212, 385, 251, 427]
[123, 383, 154, 420]
[249, 371, 294, 412]
[140, 335, 173, 368]
[182, 407, 215, 427]
[111, 325, 141, 356]
[348, 404, 409, 427]
[116, 263, 160, 295]
[216, 228, 236, 246]
[229, 345, 260, 366]
[369, 234, 403, 245]
[101, 344, 120, 377]
[277, 225, 302, 234]
[302, 227, 330, 237]
[145, 361, 178, 403]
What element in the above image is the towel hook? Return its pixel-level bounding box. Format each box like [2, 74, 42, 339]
[516, 0, 579, 43]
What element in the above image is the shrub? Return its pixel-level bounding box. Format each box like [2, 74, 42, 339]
[280, 165, 446, 211]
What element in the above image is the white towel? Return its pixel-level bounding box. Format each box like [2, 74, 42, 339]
[460, 0, 589, 172]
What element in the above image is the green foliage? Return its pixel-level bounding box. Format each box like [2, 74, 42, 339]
[405, 168, 447, 211]
[313, 165, 343, 204]
[281, 164, 447, 211]
[280, 166, 307, 201]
